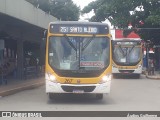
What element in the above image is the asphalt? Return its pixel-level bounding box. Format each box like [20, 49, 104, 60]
[0, 76, 45, 97]
[0, 71, 160, 97]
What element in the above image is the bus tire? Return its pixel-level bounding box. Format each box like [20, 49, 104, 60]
[112, 74, 118, 79]
[96, 94, 103, 100]
[48, 93, 55, 100]
[49, 93, 60, 100]
[48, 93, 58, 100]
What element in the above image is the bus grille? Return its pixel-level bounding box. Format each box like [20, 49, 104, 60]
[61, 86, 96, 92]
[119, 70, 134, 73]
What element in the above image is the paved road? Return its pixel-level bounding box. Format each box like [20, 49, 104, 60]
[0, 74, 160, 111]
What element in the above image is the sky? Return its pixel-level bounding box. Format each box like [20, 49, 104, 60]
[72, 0, 96, 21]
[72, 0, 95, 9]
[72, 0, 113, 29]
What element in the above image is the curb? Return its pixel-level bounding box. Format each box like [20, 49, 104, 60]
[146, 75, 160, 80]
[143, 70, 160, 80]
[0, 81, 45, 97]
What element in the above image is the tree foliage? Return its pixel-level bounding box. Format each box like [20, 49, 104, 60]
[26, 0, 80, 21]
[82, 0, 160, 44]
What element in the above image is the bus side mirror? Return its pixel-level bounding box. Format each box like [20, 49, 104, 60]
[111, 40, 114, 47]
[42, 29, 47, 41]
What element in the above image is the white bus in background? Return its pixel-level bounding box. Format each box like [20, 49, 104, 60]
[112, 39, 143, 78]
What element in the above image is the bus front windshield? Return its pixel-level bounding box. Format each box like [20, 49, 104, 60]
[48, 36, 110, 73]
[113, 44, 141, 65]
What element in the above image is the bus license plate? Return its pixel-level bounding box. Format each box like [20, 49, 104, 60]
[73, 89, 84, 94]
[123, 72, 129, 73]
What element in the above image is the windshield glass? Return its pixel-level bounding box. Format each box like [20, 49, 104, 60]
[48, 36, 110, 72]
[113, 44, 141, 65]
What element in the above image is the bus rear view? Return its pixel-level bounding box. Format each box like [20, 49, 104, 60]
[45, 21, 112, 99]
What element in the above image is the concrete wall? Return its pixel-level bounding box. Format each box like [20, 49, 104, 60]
[0, 0, 58, 29]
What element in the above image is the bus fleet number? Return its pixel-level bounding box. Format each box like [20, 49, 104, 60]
[65, 79, 73, 83]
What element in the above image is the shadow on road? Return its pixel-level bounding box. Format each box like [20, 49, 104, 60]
[113, 74, 144, 80]
[47, 93, 116, 105]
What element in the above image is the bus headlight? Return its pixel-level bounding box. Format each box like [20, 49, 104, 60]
[45, 73, 57, 83]
[112, 64, 117, 68]
[99, 74, 112, 84]
[138, 65, 142, 68]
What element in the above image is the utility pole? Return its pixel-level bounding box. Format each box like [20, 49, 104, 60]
[146, 40, 151, 70]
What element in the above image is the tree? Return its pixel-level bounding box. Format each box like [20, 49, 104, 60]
[49, 0, 80, 21]
[82, 0, 160, 44]
[26, 0, 80, 21]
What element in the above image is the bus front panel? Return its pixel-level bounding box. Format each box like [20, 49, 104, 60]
[46, 35, 112, 94]
[112, 40, 142, 75]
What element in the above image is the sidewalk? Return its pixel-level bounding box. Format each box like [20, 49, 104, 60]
[0, 76, 45, 97]
[146, 71, 160, 79]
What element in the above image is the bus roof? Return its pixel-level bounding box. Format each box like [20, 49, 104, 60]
[49, 21, 109, 27]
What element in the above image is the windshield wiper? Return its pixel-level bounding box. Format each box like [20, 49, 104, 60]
[82, 34, 95, 51]
[64, 34, 77, 51]
[128, 45, 135, 54]
[118, 45, 126, 57]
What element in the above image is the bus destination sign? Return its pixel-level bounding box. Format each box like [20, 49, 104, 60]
[114, 41, 141, 45]
[59, 26, 98, 33]
[50, 24, 109, 34]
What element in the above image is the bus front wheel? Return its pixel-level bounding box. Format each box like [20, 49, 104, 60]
[48, 93, 59, 100]
[96, 94, 103, 100]
[48, 93, 54, 100]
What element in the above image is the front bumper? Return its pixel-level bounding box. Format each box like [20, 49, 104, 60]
[112, 66, 142, 74]
[46, 80, 111, 94]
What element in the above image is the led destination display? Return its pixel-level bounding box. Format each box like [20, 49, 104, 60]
[50, 24, 109, 34]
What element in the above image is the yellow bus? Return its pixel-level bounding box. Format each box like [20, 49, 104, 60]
[112, 39, 142, 78]
[45, 21, 112, 99]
